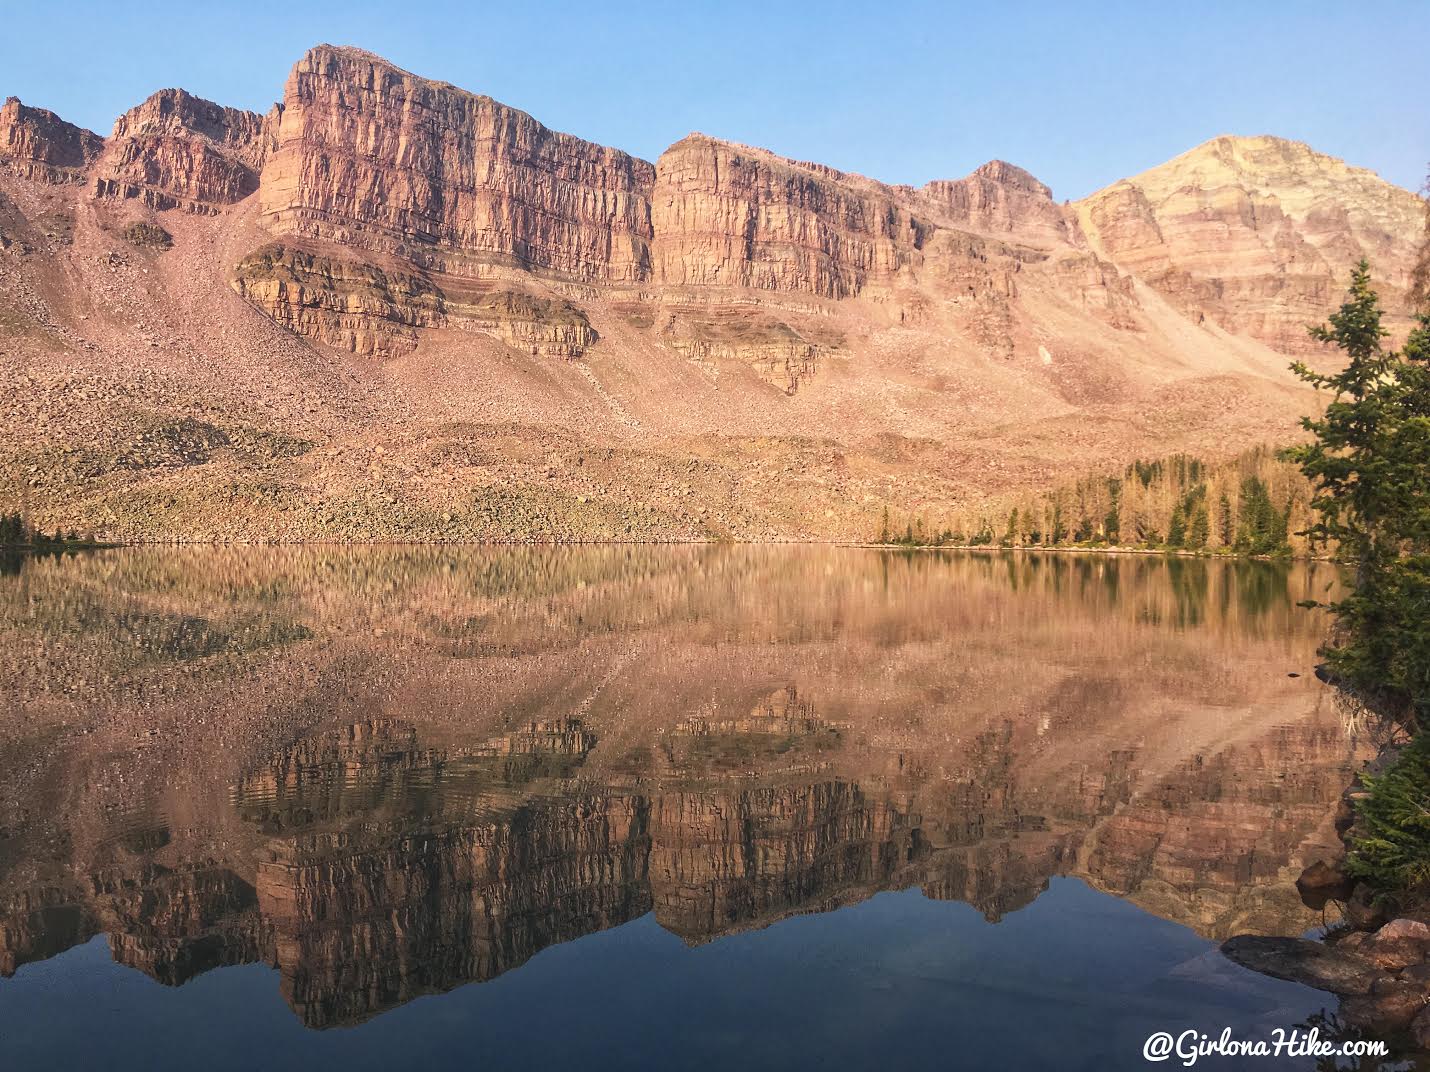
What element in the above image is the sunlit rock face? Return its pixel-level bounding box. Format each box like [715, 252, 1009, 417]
[92, 88, 271, 214]
[1073, 135, 1424, 352]
[649, 134, 929, 298]
[0, 97, 103, 184]
[0, 548, 1372, 1026]
[261, 45, 656, 283]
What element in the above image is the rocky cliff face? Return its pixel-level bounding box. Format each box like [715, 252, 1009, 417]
[231, 241, 598, 356]
[236, 46, 1126, 364]
[650, 135, 929, 298]
[0, 97, 102, 183]
[260, 45, 654, 282]
[920, 160, 1071, 247]
[92, 88, 270, 213]
[1074, 135, 1424, 351]
[0, 45, 1423, 541]
[218, 45, 644, 356]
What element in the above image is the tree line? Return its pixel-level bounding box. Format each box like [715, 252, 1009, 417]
[0, 511, 91, 547]
[878, 447, 1311, 557]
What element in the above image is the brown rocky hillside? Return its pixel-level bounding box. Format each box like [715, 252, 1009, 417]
[0, 45, 1421, 542]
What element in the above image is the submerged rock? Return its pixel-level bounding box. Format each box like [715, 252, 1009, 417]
[1221, 934, 1386, 995]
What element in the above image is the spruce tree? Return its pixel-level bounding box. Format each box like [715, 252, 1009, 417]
[1189, 504, 1211, 549]
[1168, 505, 1187, 548]
[1103, 478, 1122, 544]
[1287, 260, 1430, 718]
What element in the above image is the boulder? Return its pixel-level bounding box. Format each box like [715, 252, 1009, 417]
[1335, 930, 1369, 952]
[1341, 979, 1429, 1033]
[1403, 962, 1430, 985]
[1296, 859, 1354, 908]
[1362, 918, 1430, 971]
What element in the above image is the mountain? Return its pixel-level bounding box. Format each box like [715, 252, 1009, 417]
[1076, 134, 1422, 354]
[0, 45, 1422, 542]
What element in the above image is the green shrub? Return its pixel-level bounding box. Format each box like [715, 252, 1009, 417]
[1346, 732, 1430, 892]
[121, 221, 173, 250]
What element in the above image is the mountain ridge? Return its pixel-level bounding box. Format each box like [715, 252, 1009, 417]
[0, 44, 1422, 542]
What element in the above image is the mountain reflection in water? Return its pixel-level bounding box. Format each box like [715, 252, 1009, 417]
[0, 548, 1371, 1066]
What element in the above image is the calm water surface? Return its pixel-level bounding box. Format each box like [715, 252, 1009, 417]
[0, 548, 1372, 1069]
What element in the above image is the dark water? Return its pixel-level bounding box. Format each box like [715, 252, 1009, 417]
[0, 548, 1374, 1069]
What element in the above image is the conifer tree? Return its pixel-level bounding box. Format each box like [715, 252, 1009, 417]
[1168, 504, 1187, 548]
[1103, 478, 1122, 544]
[1287, 260, 1430, 717]
[1189, 504, 1211, 549]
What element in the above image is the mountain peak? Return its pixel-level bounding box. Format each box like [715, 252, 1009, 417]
[969, 159, 1052, 199]
[293, 43, 481, 100]
[110, 87, 264, 145]
[1073, 131, 1422, 354]
[1112, 133, 1407, 199]
[0, 95, 103, 182]
[300, 43, 408, 70]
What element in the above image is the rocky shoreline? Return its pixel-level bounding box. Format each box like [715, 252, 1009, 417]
[3, 537, 1331, 561]
[1222, 747, 1430, 1051]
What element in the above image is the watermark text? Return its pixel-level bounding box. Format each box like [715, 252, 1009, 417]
[1143, 1027, 1388, 1066]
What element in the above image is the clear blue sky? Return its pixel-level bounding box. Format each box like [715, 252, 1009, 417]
[6, 0, 1427, 200]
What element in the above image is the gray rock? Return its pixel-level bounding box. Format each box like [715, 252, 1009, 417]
[1221, 934, 1388, 995]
